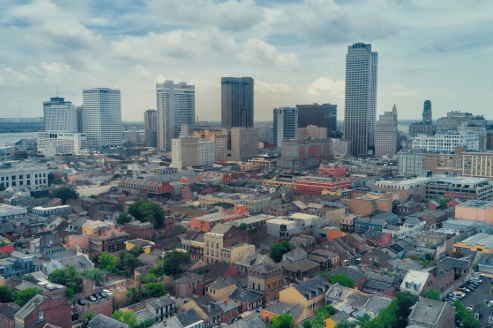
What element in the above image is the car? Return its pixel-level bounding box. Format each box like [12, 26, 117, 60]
[103, 289, 113, 296]
[459, 288, 470, 293]
[87, 296, 97, 302]
[100, 291, 109, 298]
[487, 301, 493, 306]
[94, 293, 102, 300]
[466, 306, 473, 312]
[77, 300, 86, 306]
[231, 317, 241, 323]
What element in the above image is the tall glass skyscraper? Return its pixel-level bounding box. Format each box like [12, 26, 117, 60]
[343, 42, 378, 158]
[221, 77, 254, 128]
[156, 81, 195, 151]
[82, 88, 122, 148]
[43, 97, 78, 133]
[273, 107, 298, 148]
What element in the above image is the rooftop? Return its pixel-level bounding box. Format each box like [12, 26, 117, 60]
[458, 233, 493, 249]
[0, 204, 27, 216]
[409, 298, 451, 326]
[87, 314, 130, 328]
[457, 200, 493, 210]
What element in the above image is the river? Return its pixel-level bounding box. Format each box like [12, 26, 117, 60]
[0, 132, 38, 146]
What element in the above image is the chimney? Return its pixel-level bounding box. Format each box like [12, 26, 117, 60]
[225, 300, 228, 305]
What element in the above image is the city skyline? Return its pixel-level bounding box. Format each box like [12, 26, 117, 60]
[1, 1, 492, 122]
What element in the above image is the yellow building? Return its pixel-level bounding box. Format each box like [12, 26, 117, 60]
[454, 233, 493, 254]
[125, 239, 155, 254]
[81, 220, 113, 235]
[279, 276, 330, 312]
[206, 277, 236, 301]
[220, 243, 255, 264]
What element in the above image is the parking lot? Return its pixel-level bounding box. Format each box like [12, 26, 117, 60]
[458, 276, 492, 308]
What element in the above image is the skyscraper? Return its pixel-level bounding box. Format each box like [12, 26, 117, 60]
[375, 105, 398, 157]
[156, 81, 195, 152]
[273, 107, 298, 148]
[422, 100, 432, 123]
[343, 42, 378, 158]
[82, 88, 122, 148]
[43, 97, 78, 132]
[296, 103, 337, 138]
[221, 77, 254, 128]
[409, 100, 433, 136]
[144, 109, 157, 147]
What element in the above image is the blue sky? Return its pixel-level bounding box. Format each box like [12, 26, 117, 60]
[0, 0, 492, 122]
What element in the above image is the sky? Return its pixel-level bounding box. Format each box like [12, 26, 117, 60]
[0, 0, 492, 122]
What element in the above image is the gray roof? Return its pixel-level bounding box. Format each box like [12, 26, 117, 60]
[263, 302, 305, 320]
[249, 262, 278, 273]
[283, 259, 320, 273]
[209, 223, 233, 234]
[326, 284, 352, 301]
[175, 272, 201, 284]
[364, 295, 393, 315]
[408, 298, 451, 326]
[228, 315, 266, 328]
[59, 255, 94, 271]
[209, 276, 235, 290]
[230, 287, 262, 303]
[88, 314, 130, 328]
[328, 311, 350, 324]
[148, 295, 176, 309]
[293, 276, 330, 300]
[283, 247, 308, 259]
[438, 257, 469, 270]
[0, 303, 20, 320]
[328, 266, 367, 282]
[458, 233, 493, 248]
[177, 308, 203, 327]
[15, 294, 46, 319]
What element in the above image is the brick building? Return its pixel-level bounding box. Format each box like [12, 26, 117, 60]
[0, 303, 20, 328]
[295, 177, 351, 195]
[247, 263, 284, 301]
[204, 224, 247, 265]
[318, 166, 346, 178]
[119, 178, 173, 197]
[175, 273, 204, 298]
[123, 221, 155, 240]
[14, 295, 71, 328]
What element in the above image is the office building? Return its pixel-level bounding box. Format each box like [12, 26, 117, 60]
[436, 111, 488, 134]
[37, 132, 87, 156]
[273, 107, 298, 148]
[192, 129, 228, 161]
[221, 77, 254, 128]
[144, 109, 158, 147]
[278, 138, 331, 169]
[397, 151, 426, 176]
[76, 106, 83, 132]
[411, 130, 479, 152]
[230, 127, 259, 161]
[375, 105, 398, 157]
[343, 43, 378, 157]
[0, 165, 49, 190]
[296, 103, 337, 138]
[462, 151, 493, 179]
[43, 97, 78, 133]
[82, 88, 122, 148]
[426, 177, 493, 200]
[156, 81, 195, 151]
[409, 100, 434, 137]
[171, 137, 214, 169]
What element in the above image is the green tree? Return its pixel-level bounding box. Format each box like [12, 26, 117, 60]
[424, 289, 440, 300]
[80, 268, 106, 283]
[143, 283, 166, 298]
[319, 272, 355, 288]
[129, 246, 144, 257]
[151, 250, 191, 277]
[15, 288, 43, 306]
[138, 273, 156, 284]
[239, 223, 247, 230]
[0, 184, 6, 192]
[48, 173, 63, 185]
[137, 318, 155, 328]
[66, 287, 74, 298]
[0, 285, 15, 303]
[128, 200, 165, 229]
[272, 313, 294, 328]
[99, 252, 117, 271]
[48, 266, 83, 293]
[453, 300, 481, 328]
[269, 241, 293, 263]
[303, 320, 312, 328]
[117, 212, 131, 225]
[111, 309, 137, 328]
[83, 312, 96, 328]
[51, 187, 79, 204]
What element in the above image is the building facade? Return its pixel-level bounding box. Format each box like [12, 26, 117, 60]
[409, 100, 433, 137]
[192, 129, 228, 161]
[397, 151, 426, 176]
[172, 137, 214, 169]
[144, 109, 158, 147]
[82, 88, 122, 148]
[375, 105, 398, 158]
[157, 81, 195, 151]
[436, 111, 488, 134]
[344, 43, 377, 157]
[411, 130, 479, 153]
[221, 77, 254, 128]
[37, 132, 86, 156]
[273, 107, 298, 148]
[299, 125, 327, 140]
[230, 127, 259, 161]
[296, 103, 337, 138]
[278, 138, 331, 168]
[43, 96, 78, 132]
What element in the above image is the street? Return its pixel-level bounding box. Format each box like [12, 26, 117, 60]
[459, 276, 492, 308]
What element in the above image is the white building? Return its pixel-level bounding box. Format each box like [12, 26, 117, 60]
[82, 88, 122, 148]
[157, 81, 195, 152]
[171, 137, 214, 169]
[383, 216, 426, 239]
[0, 204, 27, 223]
[411, 130, 479, 152]
[273, 107, 298, 148]
[37, 132, 86, 156]
[0, 165, 49, 190]
[43, 97, 78, 132]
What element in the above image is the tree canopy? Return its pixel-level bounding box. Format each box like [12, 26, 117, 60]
[320, 272, 355, 288]
[453, 300, 481, 328]
[15, 288, 43, 306]
[128, 200, 165, 229]
[272, 313, 294, 328]
[0, 285, 15, 303]
[424, 289, 440, 300]
[151, 250, 191, 277]
[304, 305, 337, 328]
[51, 187, 79, 204]
[269, 241, 293, 262]
[117, 212, 132, 225]
[111, 310, 137, 328]
[48, 266, 83, 294]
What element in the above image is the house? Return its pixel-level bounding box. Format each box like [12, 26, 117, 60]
[235, 253, 274, 273]
[260, 302, 312, 326]
[125, 239, 155, 254]
[343, 233, 368, 254]
[400, 270, 433, 296]
[0, 251, 35, 278]
[229, 287, 263, 313]
[206, 277, 236, 301]
[87, 314, 130, 328]
[147, 295, 176, 321]
[217, 299, 240, 324]
[408, 298, 455, 328]
[325, 284, 353, 306]
[160, 308, 204, 328]
[0, 303, 20, 328]
[179, 295, 223, 328]
[308, 249, 339, 270]
[175, 273, 204, 298]
[228, 312, 265, 328]
[325, 312, 350, 328]
[363, 271, 398, 297]
[479, 253, 493, 274]
[283, 259, 321, 281]
[204, 224, 247, 265]
[472, 304, 493, 328]
[247, 263, 284, 301]
[282, 247, 308, 263]
[13, 294, 71, 328]
[279, 276, 330, 312]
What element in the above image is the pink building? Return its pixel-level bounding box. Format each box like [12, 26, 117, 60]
[66, 234, 91, 250]
[455, 200, 493, 225]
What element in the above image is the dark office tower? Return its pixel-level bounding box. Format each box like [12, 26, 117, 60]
[221, 77, 254, 128]
[422, 100, 432, 123]
[343, 42, 378, 158]
[144, 109, 158, 147]
[76, 106, 83, 133]
[296, 103, 337, 138]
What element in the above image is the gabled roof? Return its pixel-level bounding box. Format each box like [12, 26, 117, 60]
[400, 270, 430, 293]
[229, 287, 262, 303]
[292, 276, 330, 300]
[328, 266, 367, 282]
[177, 308, 203, 327]
[409, 298, 452, 326]
[438, 257, 469, 271]
[262, 302, 305, 320]
[148, 295, 176, 309]
[209, 276, 235, 290]
[15, 294, 46, 319]
[88, 314, 130, 328]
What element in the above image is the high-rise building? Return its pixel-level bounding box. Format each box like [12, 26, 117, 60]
[82, 88, 122, 148]
[273, 107, 298, 148]
[230, 128, 259, 161]
[76, 106, 83, 132]
[144, 109, 158, 147]
[343, 43, 378, 158]
[296, 103, 337, 138]
[409, 101, 434, 137]
[375, 105, 398, 157]
[191, 129, 228, 161]
[43, 97, 78, 133]
[221, 77, 254, 128]
[171, 137, 214, 169]
[156, 81, 195, 152]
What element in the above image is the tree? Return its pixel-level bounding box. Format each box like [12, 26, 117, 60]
[48, 173, 63, 185]
[137, 318, 155, 328]
[48, 266, 83, 294]
[138, 273, 156, 284]
[269, 241, 293, 262]
[128, 200, 165, 229]
[99, 252, 117, 271]
[129, 246, 144, 257]
[51, 187, 79, 204]
[319, 273, 355, 288]
[239, 223, 247, 230]
[83, 312, 96, 328]
[424, 289, 440, 300]
[15, 288, 43, 306]
[453, 300, 481, 328]
[117, 212, 131, 225]
[151, 250, 191, 277]
[143, 283, 166, 298]
[66, 287, 74, 298]
[303, 321, 312, 328]
[80, 268, 106, 283]
[111, 309, 137, 328]
[0, 285, 15, 303]
[272, 313, 294, 328]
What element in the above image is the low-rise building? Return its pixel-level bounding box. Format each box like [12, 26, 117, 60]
[247, 263, 284, 301]
[123, 221, 155, 240]
[408, 298, 455, 328]
[206, 277, 236, 301]
[13, 294, 71, 328]
[426, 177, 493, 201]
[220, 243, 255, 264]
[454, 233, 493, 254]
[0, 204, 27, 223]
[455, 200, 493, 225]
[125, 239, 155, 254]
[278, 276, 330, 312]
[0, 251, 34, 278]
[0, 165, 49, 190]
[373, 177, 431, 200]
[283, 259, 321, 282]
[175, 273, 204, 298]
[119, 178, 173, 197]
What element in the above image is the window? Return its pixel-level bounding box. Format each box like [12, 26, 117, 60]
[39, 311, 43, 320]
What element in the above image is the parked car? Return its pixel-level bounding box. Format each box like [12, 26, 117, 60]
[467, 306, 473, 312]
[94, 293, 102, 300]
[77, 300, 86, 306]
[100, 291, 109, 298]
[103, 289, 113, 296]
[87, 296, 97, 302]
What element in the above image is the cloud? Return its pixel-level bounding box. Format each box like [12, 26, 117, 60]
[240, 39, 299, 67]
[308, 77, 345, 96]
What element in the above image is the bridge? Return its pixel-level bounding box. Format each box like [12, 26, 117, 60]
[0, 117, 44, 133]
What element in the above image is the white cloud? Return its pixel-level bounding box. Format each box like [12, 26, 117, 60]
[308, 77, 345, 96]
[240, 39, 299, 67]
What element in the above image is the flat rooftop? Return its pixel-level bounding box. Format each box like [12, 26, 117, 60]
[457, 200, 493, 210]
[459, 233, 493, 249]
[231, 214, 274, 225]
[0, 204, 27, 216]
